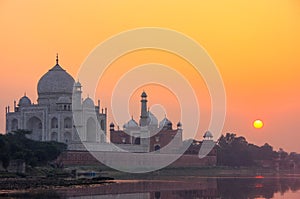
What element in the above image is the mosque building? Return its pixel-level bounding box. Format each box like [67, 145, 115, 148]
[5, 55, 107, 146]
[110, 91, 183, 153]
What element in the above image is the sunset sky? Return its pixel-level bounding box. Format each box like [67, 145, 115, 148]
[1, 1, 299, 152]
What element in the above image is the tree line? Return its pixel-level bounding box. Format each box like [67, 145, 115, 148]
[217, 133, 300, 168]
[1, 130, 299, 170]
[0, 130, 67, 171]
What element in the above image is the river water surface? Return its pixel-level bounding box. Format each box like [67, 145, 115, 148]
[51, 176, 300, 199]
[3, 176, 300, 199]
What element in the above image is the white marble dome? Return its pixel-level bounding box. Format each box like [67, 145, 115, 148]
[203, 131, 213, 139]
[147, 111, 158, 126]
[124, 118, 138, 128]
[83, 97, 95, 108]
[177, 122, 182, 127]
[18, 95, 31, 106]
[159, 117, 171, 127]
[37, 63, 75, 96]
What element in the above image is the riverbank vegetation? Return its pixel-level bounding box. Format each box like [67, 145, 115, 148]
[217, 133, 300, 169]
[0, 130, 66, 171]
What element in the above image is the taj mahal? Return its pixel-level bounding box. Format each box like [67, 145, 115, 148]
[5, 55, 107, 147]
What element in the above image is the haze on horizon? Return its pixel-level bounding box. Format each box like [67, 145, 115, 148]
[0, 1, 299, 152]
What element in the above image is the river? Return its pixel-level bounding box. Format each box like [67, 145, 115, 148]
[2, 176, 300, 198]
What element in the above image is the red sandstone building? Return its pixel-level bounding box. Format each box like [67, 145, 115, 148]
[109, 91, 183, 153]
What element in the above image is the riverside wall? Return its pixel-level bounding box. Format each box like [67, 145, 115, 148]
[57, 150, 217, 168]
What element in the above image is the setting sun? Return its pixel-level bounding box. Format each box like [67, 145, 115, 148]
[253, 120, 264, 129]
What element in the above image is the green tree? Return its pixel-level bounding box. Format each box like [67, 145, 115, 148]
[0, 130, 67, 170]
[217, 133, 279, 167]
[0, 135, 10, 170]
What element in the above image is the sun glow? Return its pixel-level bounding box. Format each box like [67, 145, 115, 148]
[253, 120, 264, 129]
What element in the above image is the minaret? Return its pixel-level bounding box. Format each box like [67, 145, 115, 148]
[73, 81, 82, 110]
[139, 91, 148, 126]
[73, 81, 83, 142]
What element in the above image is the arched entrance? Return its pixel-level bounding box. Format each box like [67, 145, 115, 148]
[51, 117, 58, 128]
[86, 117, 96, 142]
[134, 137, 141, 145]
[11, 119, 18, 131]
[27, 116, 43, 141]
[64, 117, 72, 128]
[100, 120, 105, 130]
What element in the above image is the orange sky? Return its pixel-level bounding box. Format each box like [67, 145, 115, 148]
[0, 1, 299, 152]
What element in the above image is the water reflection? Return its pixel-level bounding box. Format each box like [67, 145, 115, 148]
[59, 177, 300, 199]
[217, 177, 300, 199]
[64, 177, 300, 199]
[2, 177, 300, 199]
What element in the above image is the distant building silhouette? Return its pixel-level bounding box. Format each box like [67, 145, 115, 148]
[110, 91, 183, 153]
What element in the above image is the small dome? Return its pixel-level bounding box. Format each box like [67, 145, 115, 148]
[177, 122, 182, 127]
[37, 56, 75, 96]
[147, 111, 158, 126]
[56, 96, 71, 104]
[74, 81, 82, 87]
[110, 122, 115, 127]
[18, 95, 31, 107]
[203, 131, 213, 139]
[124, 118, 138, 128]
[159, 117, 171, 127]
[83, 97, 95, 108]
[141, 91, 147, 98]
